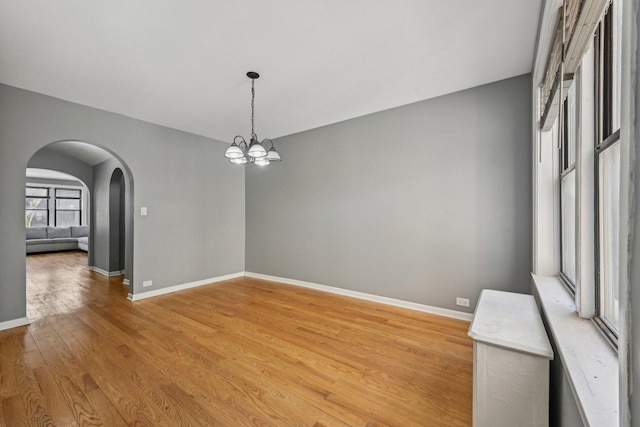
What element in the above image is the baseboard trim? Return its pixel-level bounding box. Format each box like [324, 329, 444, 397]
[122, 279, 130, 286]
[88, 266, 123, 277]
[0, 317, 30, 331]
[244, 272, 474, 321]
[127, 272, 245, 301]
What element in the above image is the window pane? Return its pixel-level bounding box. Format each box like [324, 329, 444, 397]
[56, 189, 81, 198]
[26, 210, 48, 227]
[25, 197, 47, 209]
[561, 169, 576, 283]
[562, 84, 578, 171]
[567, 83, 577, 166]
[56, 199, 80, 210]
[599, 140, 620, 332]
[26, 187, 48, 197]
[56, 211, 80, 227]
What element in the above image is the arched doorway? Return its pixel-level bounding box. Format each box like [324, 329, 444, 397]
[25, 141, 134, 310]
[109, 168, 126, 276]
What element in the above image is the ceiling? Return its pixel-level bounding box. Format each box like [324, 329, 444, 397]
[45, 141, 114, 165]
[26, 168, 81, 182]
[0, 1, 542, 143]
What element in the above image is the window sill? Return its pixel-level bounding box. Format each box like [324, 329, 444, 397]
[531, 274, 619, 427]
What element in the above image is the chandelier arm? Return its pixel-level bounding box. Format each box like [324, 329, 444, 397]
[233, 135, 248, 152]
[261, 139, 275, 150]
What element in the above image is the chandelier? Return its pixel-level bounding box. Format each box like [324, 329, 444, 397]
[224, 71, 281, 166]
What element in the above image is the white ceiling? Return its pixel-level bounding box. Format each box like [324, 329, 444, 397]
[0, 1, 542, 142]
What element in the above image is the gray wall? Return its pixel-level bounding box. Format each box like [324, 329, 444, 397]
[28, 147, 94, 190]
[0, 83, 245, 323]
[108, 167, 125, 272]
[246, 74, 532, 313]
[631, 0, 639, 423]
[93, 158, 130, 275]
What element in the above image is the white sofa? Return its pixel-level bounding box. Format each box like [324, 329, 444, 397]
[26, 226, 89, 254]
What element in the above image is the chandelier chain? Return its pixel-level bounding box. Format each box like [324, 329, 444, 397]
[251, 79, 256, 139]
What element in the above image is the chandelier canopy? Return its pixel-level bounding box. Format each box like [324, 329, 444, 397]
[224, 72, 281, 166]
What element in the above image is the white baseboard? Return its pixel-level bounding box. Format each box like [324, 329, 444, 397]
[244, 272, 474, 322]
[0, 316, 30, 331]
[122, 279, 130, 286]
[88, 266, 123, 277]
[128, 272, 245, 301]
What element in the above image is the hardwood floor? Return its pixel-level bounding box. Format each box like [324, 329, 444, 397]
[1, 251, 473, 426]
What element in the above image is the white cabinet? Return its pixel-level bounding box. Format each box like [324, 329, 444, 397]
[468, 290, 553, 427]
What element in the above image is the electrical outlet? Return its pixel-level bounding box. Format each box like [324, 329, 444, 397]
[456, 297, 470, 307]
[142, 280, 153, 288]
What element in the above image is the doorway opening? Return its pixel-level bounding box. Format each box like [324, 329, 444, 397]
[25, 140, 134, 319]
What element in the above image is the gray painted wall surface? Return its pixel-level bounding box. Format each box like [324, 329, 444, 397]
[108, 168, 125, 272]
[93, 158, 130, 275]
[0, 83, 245, 323]
[631, 1, 639, 423]
[28, 147, 94, 190]
[246, 74, 532, 313]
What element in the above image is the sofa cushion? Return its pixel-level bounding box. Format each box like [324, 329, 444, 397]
[26, 227, 47, 240]
[77, 236, 88, 252]
[49, 238, 78, 244]
[26, 238, 52, 245]
[47, 226, 71, 239]
[70, 225, 89, 238]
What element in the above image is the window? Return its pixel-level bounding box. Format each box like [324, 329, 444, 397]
[25, 185, 84, 227]
[594, 2, 621, 339]
[55, 188, 82, 227]
[560, 84, 578, 288]
[25, 187, 49, 227]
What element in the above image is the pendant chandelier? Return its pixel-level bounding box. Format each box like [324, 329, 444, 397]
[224, 71, 281, 166]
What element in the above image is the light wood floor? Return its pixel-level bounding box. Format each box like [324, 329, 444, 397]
[1, 251, 473, 426]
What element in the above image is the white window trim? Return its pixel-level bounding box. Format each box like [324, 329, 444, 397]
[532, 0, 633, 424]
[574, 47, 597, 319]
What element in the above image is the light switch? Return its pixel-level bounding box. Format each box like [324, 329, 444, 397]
[141, 206, 148, 216]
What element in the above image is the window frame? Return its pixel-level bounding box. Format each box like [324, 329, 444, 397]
[54, 188, 83, 227]
[593, 2, 621, 345]
[559, 83, 578, 291]
[25, 186, 50, 227]
[25, 184, 85, 228]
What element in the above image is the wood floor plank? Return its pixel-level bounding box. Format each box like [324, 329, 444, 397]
[54, 324, 176, 427]
[109, 302, 358, 427]
[2, 395, 30, 427]
[9, 339, 55, 426]
[161, 284, 470, 414]
[1, 251, 473, 426]
[72, 305, 266, 426]
[33, 366, 80, 427]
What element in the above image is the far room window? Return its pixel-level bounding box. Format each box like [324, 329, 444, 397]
[55, 188, 82, 227]
[25, 187, 49, 227]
